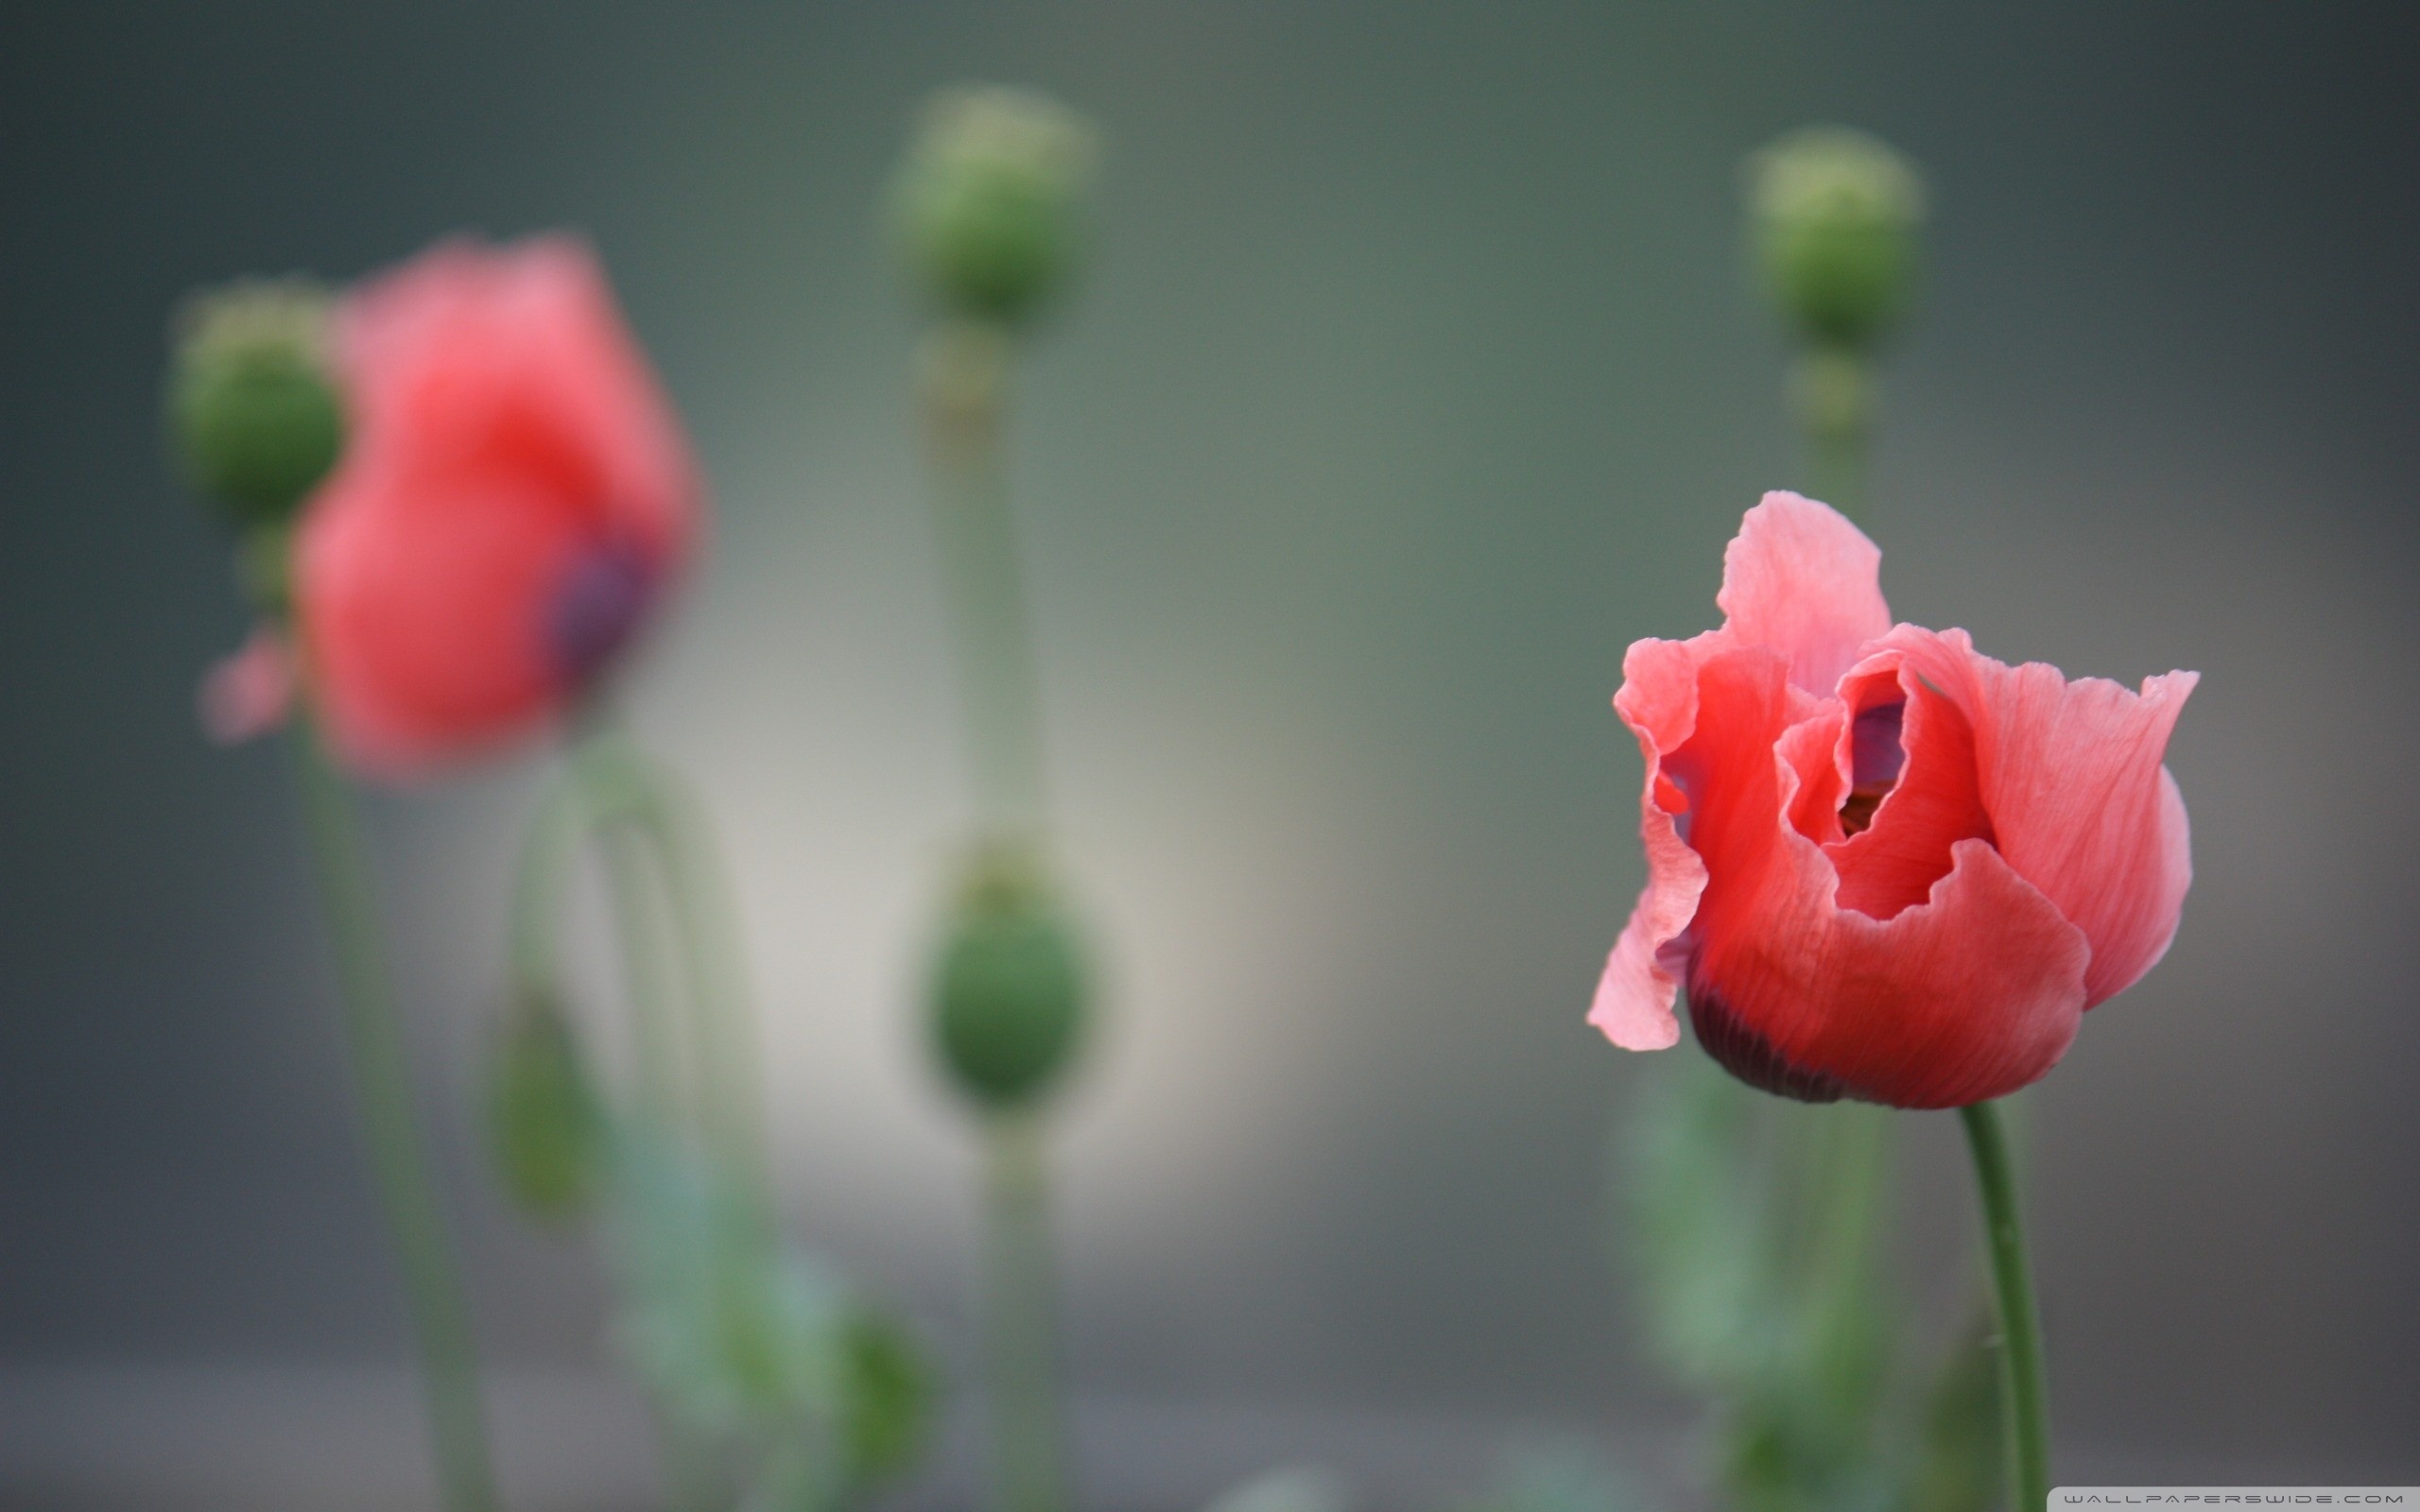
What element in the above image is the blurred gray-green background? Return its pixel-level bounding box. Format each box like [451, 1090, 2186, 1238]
[3, 1, 2415, 1505]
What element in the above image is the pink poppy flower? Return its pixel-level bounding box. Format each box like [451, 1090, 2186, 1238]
[294, 236, 701, 777]
[198, 623, 296, 746]
[1591, 492, 2194, 1108]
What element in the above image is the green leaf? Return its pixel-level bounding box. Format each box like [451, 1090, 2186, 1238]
[486, 987, 606, 1222]
[836, 1305, 936, 1489]
[1458, 1446, 1640, 1512]
[604, 1127, 843, 1433]
[1619, 1054, 1905, 1512]
[1897, 1307, 2004, 1512]
[1620, 1055, 1783, 1388]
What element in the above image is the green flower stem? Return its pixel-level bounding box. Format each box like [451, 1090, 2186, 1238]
[1959, 1100, 2051, 1512]
[287, 713, 499, 1512]
[562, 724, 769, 1200]
[620, 762, 769, 1203]
[587, 760, 687, 1131]
[981, 1112, 1073, 1512]
[1798, 1101, 1891, 1377]
[506, 760, 590, 1003]
[922, 318, 1049, 835]
[1791, 346, 1873, 522]
[922, 318, 1078, 1512]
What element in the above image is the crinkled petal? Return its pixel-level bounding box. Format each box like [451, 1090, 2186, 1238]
[1876, 627, 2196, 1005]
[1716, 491, 1891, 696]
[1677, 644, 2090, 1108]
[295, 235, 705, 780]
[197, 624, 295, 746]
[1776, 699, 1850, 845]
[1589, 636, 1714, 1051]
[1824, 659, 1995, 919]
[340, 236, 700, 569]
[299, 465, 586, 777]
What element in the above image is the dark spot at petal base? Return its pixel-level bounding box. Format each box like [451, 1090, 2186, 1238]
[1687, 981, 1849, 1103]
[549, 538, 654, 688]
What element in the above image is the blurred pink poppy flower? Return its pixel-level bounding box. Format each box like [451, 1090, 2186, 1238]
[199, 623, 296, 746]
[1591, 491, 2194, 1108]
[294, 236, 701, 777]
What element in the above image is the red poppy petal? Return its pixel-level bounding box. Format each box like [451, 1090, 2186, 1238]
[340, 236, 700, 576]
[300, 464, 584, 776]
[1824, 662, 1995, 919]
[1876, 627, 2196, 1005]
[1715, 491, 1892, 697]
[1691, 837, 2091, 1108]
[1672, 643, 2089, 1108]
[1589, 635, 1717, 1051]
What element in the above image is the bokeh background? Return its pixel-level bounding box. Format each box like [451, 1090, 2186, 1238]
[3, 1, 2415, 1506]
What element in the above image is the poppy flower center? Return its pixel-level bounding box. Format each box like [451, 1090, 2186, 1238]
[548, 536, 654, 689]
[1841, 699, 1906, 836]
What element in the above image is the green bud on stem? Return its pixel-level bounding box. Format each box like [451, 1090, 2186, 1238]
[167, 279, 346, 530]
[929, 840, 1088, 1111]
[1747, 127, 1926, 353]
[891, 86, 1098, 328]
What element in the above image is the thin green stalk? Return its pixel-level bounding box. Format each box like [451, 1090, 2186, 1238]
[923, 319, 1049, 834]
[981, 1112, 1072, 1512]
[287, 714, 498, 1512]
[507, 761, 590, 1003]
[565, 726, 769, 1200]
[1795, 1101, 1891, 1398]
[621, 761, 769, 1203]
[922, 318, 1077, 1512]
[592, 784, 687, 1130]
[1792, 346, 1873, 522]
[512, 737, 735, 1512]
[1959, 1100, 2051, 1512]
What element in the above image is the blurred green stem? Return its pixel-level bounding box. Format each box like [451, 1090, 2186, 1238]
[622, 760, 770, 1203]
[922, 318, 1048, 835]
[922, 317, 1077, 1512]
[288, 714, 499, 1512]
[588, 748, 687, 1130]
[1960, 1100, 2050, 1512]
[1792, 345, 1873, 520]
[555, 717, 769, 1199]
[1796, 1102, 1891, 1387]
[981, 1112, 1073, 1512]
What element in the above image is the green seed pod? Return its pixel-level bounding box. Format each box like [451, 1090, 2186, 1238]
[1747, 127, 1926, 353]
[891, 85, 1098, 327]
[929, 842, 1088, 1110]
[487, 986, 605, 1222]
[167, 279, 346, 529]
[838, 1305, 935, 1487]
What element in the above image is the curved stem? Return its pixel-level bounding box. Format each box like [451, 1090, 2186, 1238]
[621, 765, 769, 1203]
[1959, 1100, 2051, 1512]
[562, 724, 768, 1200]
[588, 771, 686, 1131]
[287, 715, 498, 1512]
[981, 1112, 1072, 1512]
[507, 761, 591, 1003]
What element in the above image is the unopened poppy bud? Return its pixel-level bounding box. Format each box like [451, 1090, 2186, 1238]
[1747, 127, 1925, 352]
[167, 280, 346, 529]
[929, 841, 1088, 1110]
[487, 986, 605, 1221]
[892, 85, 1098, 327]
